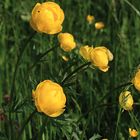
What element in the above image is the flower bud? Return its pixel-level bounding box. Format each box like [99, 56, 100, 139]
[95, 22, 105, 30]
[58, 33, 76, 52]
[86, 15, 94, 24]
[119, 91, 133, 111]
[129, 128, 138, 137]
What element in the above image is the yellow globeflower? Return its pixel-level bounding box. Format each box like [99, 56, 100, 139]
[79, 45, 93, 61]
[32, 80, 66, 117]
[90, 46, 113, 72]
[129, 128, 138, 137]
[30, 2, 64, 34]
[132, 69, 140, 92]
[58, 33, 76, 52]
[119, 91, 133, 111]
[86, 15, 94, 24]
[95, 22, 105, 30]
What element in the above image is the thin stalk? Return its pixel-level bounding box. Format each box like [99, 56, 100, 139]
[99, 82, 132, 103]
[29, 45, 58, 70]
[123, 0, 140, 17]
[114, 108, 122, 140]
[128, 111, 139, 130]
[9, 31, 36, 140]
[61, 62, 91, 85]
[10, 31, 36, 100]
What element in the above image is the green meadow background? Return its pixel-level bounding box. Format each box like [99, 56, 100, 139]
[0, 0, 140, 139]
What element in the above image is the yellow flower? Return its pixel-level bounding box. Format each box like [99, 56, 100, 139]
[132, 69, 140, 91]
[32, 80, 66, 117]
[129, 128, 138, 137]
[86, 15, 94, 24]
[58, 33, 76, 52]
[90, 46, 113, 72]
[119, 91, 133, 111]
[30, 2, 64, 34]
[95, 22, 105, 30]
[79, 45, 93, 61]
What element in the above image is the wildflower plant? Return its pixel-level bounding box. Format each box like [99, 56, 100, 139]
[1, 0, 140, 140]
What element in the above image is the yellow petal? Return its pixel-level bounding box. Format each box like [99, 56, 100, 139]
[47, 109, 65, 117]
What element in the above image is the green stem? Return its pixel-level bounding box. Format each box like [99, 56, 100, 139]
[129, 111, 139, 130]
[10, 31, 36, 101]
[9, 31, 36, 140]
[114, 108, 122, 140]
[29, 45, 58, 70]
[61, 62, 91, 86]
[123, 0, 140, 17]
[99, 82, 132, 103]
[17, 109, 36, 140]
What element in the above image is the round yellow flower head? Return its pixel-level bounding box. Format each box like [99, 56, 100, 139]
[32, 80, 66, 117]
[86, 15, 94, 24]
[95, 22, 105, 30]
[129, 128, 138, 137]
[79, 45, 93, 61]
[58, 33, 76, 52]
[132, 69, 140, 92]
[90, 46, 113, 72]
[119, 91, 133, 111]
[30, 2, 64, 34]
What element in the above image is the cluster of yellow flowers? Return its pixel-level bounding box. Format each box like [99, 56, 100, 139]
[86, 14, 105, 30]
[30, 2, 76, 52]
[29, 2, 140, 127]
[29, 1, 113, 118]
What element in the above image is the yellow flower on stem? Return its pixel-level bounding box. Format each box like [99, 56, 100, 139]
[32, 80, 66, 117]
[79, 45, 93, 61]
[90, 46, 113, 72]
[86, 15, 95, 24]
[58, 33, 76, 52]
[95, 22, 105, 30]
[30, 2, 64, 34]
[132, 69, 140, 92]
[119, 91, 133, 111]
[129, 128, 138, 137]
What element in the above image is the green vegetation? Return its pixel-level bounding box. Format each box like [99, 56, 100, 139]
[0, 0, 140, 139]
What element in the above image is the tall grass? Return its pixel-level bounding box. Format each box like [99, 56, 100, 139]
[0, 0, 140, 139]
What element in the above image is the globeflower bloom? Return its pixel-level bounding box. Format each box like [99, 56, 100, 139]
[90, 46, 113, 72]
[95, 22, 105, 30]
[86, 15, 94, 24]
[58, 33, 76, 52]
[119, 91, 133, 111]
[32, 80, 66, 117]
[132, 69, 140, 92]
[30, 2, 64, 34]
[79, 45, 93, 61]
[129, 128, 138, 138]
